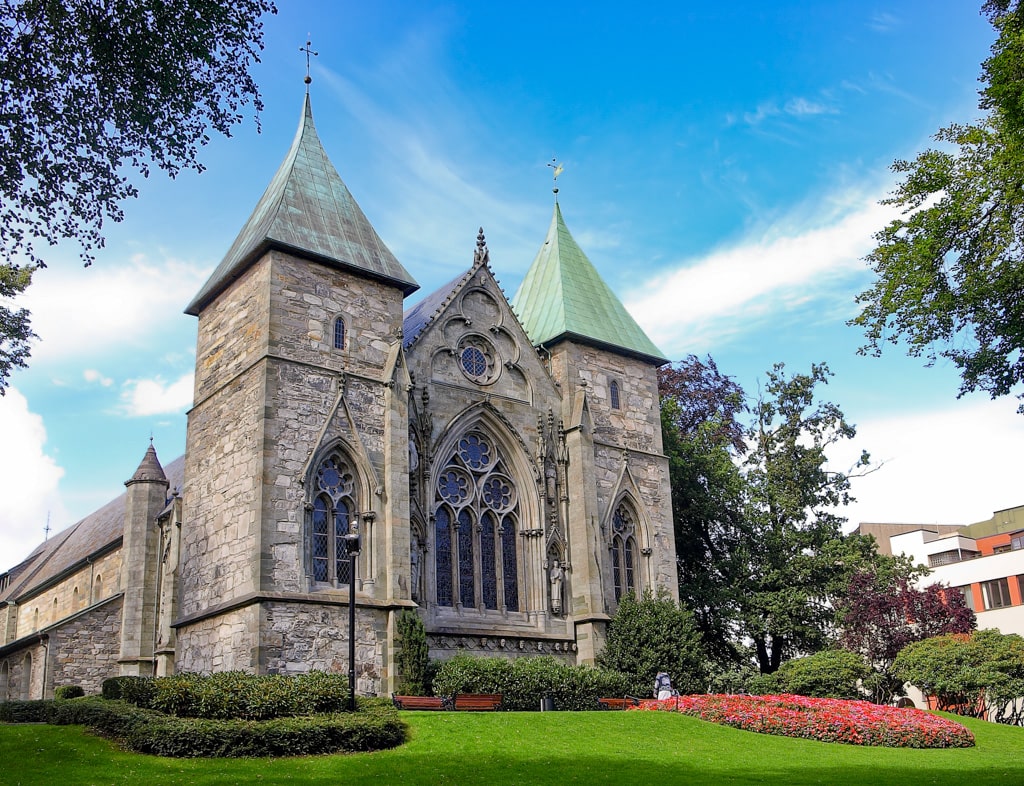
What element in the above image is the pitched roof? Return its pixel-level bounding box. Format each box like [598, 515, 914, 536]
[186, 95, 418, 316]
[0, 455, 185, 604]
[511, 202, 667, 365]
[402, 269, 474, 350]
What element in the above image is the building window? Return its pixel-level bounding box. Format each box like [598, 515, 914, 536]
[955, 585, 976, 611]
[611, 502, 639, 601]
[0, 662, 8, 701]
[434, 430, 520, 611]
[982, 577, 1012, 609]
[457, 336, 498, 384]
[93, 575, 103, 603]
[333, 316, 346, 350]
[610, 380, 620, 410]
[993, 544, 1011, 554]
[928, 549, 980, 567]
[310, 450, 358, 585]
[1012, 535, 1024, 551]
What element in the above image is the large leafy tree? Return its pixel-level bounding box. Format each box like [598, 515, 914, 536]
[836, 566, 976, 704]
[658, 356, 748, 665]
[0, 0, 276, 392]
[851, 2, 1024, 412]
[737, 362, 872, 673]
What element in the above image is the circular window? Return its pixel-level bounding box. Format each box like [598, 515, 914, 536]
[457, 336, 498, 384]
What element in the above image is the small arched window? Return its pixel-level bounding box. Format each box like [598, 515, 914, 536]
[93, 575, 103, 604]
[610, 380, 620, 410]
[333, 316, 346, 350]
[310, 450, 358, 585]
[611, 502, 639, 601]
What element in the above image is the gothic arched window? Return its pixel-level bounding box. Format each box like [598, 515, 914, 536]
[310, 450, 358, 585]
[434, 431, 520, 612]
[333, 316, 346, 350]
[610, 380, 621, 410]
[611, 502, 639, 601]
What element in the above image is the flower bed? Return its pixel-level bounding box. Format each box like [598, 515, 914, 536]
[631, 693, 974, 748]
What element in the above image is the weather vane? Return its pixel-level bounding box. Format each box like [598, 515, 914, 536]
[300, 36, 318, 87]
[547, 157, 564, 199]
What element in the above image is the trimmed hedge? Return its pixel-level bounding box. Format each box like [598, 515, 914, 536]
[110, 670, 350, 719]
[432, 654, 631, 711]
[0, 696, 405, 758]
[53, 684, 85, 700]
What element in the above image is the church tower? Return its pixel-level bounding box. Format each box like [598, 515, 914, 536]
[513, 200, 678, 662]
[178, 91, 418, 688]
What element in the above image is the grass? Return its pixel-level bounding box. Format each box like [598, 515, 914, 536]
[3, 710, 1024, 785]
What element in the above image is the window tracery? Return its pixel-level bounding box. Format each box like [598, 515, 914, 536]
[434, 430, 520, 611]
[611, 502, 639, 601]
[310, 450, 357, 585]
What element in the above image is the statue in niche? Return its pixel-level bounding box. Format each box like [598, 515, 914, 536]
[544, 458, 557, 502]
[410, 531, 423, 602]
[549, 559, 565, 615]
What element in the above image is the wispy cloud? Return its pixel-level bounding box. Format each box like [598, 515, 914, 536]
[868, 12, 901, 34]
[0, 388, 67, 567]
[21, 252, 207, 363]
[83, 369, 113, 387]
[625, 185, 899, 357]
[121, 372, 194, 417]
[730, 97, 838, 127]
[784, 97, 838, 117]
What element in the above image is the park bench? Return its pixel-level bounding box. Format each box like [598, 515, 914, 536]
[392, 694, 452, 710]
[452, 692, 503, 711]
[597, 696, 640, 710]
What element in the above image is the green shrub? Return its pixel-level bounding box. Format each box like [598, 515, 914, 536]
[117, 676, 157, 708]
[101, 676, 124, 700]
[0, 696, 405, 758]
[596, 588, 705, 697]
[395, 610, 432, 695]
[53, 684, 85, 700]
[432, 654, 630, 711]
[769, 650, 870, 699]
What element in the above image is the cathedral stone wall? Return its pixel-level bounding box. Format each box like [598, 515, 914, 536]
[47, 596, 123, 695]
[259, 601, 386, 694]
[175, 604, 261, 674]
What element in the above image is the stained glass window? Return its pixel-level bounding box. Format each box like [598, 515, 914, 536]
[333, 316, 345, 350]
[433, 431, 520, 611]
[611, 502, 640, 602]
[461, 345, 487, 377]
[310, 451, 356, 585]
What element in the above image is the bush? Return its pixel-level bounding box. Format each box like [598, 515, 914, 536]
[54, 684, 85, 700]
[0, 696, 406, 758]
[432, 654, 630, 711]
[761, 650, 870, 699]
[119, 671, 350, 720]
[395, 610, 432, 695]
[596, 588, 705, 697]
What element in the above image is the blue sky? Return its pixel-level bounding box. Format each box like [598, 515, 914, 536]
[3, 1, 1023, 569]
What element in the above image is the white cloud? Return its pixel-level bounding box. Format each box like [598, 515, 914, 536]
[868, 12, 901, 34]
[83, 368, 113, 387]
[626, 188, 899, 357]
[784, 97, 837, 117]
[121, 372, 195, 417]
[0, 388, 67, 569]
[829, 398, 1024, 529]
[21, 253, 208, 363]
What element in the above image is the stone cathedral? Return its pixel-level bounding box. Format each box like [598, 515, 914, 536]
[0, 94, 678, 700]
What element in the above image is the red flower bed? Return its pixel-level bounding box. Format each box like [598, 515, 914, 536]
[630, 693, 974, 748]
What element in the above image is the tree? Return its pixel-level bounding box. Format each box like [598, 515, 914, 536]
[0, 263, 33, 388]
[894, 629, 1024, 723]
[851, 2, 1024, 413]
[659, 356, 748, 664]
[394, 610, 432, 696]
[596, 588, 705, 697]
[837, 567, 976, 704]
[0, 0, 276, 392]
[737, 362, 871, 673]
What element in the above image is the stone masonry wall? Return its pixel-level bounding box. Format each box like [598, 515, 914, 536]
[48, 596, 123, 695]
[175, 604, 260, 674]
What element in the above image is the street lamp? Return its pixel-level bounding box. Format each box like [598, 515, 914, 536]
[343, 531, 361, 712]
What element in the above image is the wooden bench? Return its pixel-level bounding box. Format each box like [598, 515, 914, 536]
[452, 692, 503, 711]
[597, 696, 640, 710]
[392, 694, 451, 711]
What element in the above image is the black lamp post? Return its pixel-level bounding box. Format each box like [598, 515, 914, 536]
[343, 531, 361, 712]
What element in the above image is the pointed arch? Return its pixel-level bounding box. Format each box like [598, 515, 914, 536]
[305, 439, 364, 587]
[609, 497, 641, 602]
[429, 407, 536, 614]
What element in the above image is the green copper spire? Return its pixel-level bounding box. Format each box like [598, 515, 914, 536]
[512, 202, 667, 365]
[186, 94, 418, 316]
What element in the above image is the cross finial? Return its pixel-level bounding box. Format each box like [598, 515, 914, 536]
[547, 158, 564, 200]
[44, 511, 51, 540]
[300, 36, 318, 88]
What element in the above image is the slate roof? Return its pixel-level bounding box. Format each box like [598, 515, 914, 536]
[0, 454, 184, 604]
[511, 202, 667, 365]
[402, 269, 475, 350]
[186, 95, 418, 316]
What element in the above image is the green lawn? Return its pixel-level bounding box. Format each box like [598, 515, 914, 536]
[2, 710, 1023, 785]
